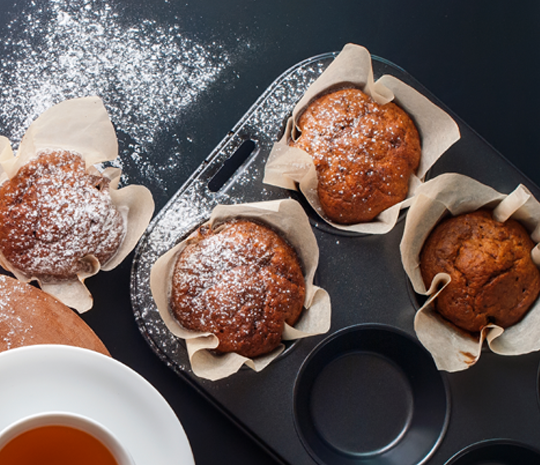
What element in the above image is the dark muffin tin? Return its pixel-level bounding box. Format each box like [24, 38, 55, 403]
[130, 52, 540, 464]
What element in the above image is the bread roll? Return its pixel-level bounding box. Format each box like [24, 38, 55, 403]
[0, 274, 109, 355]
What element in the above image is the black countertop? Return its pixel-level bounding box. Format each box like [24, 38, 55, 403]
[0, 1, 539, 464]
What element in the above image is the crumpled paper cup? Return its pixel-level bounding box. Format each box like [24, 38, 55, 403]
[263, 43, 461, 234]
[0, 96, 155, 312]
[400, 173, 540, 371]
[150, 199, 332, 381]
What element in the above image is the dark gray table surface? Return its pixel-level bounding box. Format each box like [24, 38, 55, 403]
[0, 1, 539, 464]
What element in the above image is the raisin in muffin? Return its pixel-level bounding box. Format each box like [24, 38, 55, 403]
[170, 219, 306, 358]
[0, 150, 125, 283]
[420, 209, 540, 332]
[292, 88, 421, 224]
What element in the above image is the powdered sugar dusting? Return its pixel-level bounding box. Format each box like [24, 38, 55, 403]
[170, 220, 305, 356]
[0, 308, 34, 349]
[293, 88, 421, 223]
[0, 277, 35, 349]
[0, 0, 233, 190]
[129, 53, 333, 373]
[0, 151, 124, 281]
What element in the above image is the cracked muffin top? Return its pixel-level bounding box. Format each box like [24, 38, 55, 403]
[292, 88, 421, 224]
[0, 150, 125, 282]
[170, 219, 306, 358]
[420, 209, 540, 333]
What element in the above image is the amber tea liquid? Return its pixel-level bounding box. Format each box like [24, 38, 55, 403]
[0, 424, 119, 465]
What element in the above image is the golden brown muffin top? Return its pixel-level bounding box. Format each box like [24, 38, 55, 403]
[292, 88, 421, 224]
[0, 150, 125, 282]
[170, 220, 306, 358]
[420, 209, 540, 333]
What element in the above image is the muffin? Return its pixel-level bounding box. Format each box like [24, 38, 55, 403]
[0, 274, 109, 355]
[420, 209, 540, 333]
[0, 150, 125, 283]
[292, 88, 421, 224]
[170, 219, 306, 358]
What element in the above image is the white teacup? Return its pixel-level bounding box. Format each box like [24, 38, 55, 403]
[0, 411, 135, 465]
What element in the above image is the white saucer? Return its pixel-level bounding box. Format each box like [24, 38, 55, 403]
[0, 345, 195, 465]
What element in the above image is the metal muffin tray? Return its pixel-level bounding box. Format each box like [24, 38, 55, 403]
[130, 52, 540, 465]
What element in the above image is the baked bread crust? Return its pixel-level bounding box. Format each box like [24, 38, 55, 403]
[0, 274, 109, 355]
[292, 88, 421, 224]
[0, 151, 125, 282]
[420, 209, 540, 332]
[170, 220, 306, 358]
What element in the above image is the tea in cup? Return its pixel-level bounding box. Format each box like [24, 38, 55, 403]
[0, 411, 135, 465]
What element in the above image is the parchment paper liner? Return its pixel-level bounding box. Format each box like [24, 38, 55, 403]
[263, 43, 461, 234]
[400, 173, 540, 371]
[150, 199, 332, 381]
[0, 96, 155, 313]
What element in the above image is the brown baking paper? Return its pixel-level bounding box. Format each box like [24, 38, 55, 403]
[400, 173, 540, 371]
[263, 43, 461, 234]
[0, 96, 155, 313]
[150, 199, 332, 381]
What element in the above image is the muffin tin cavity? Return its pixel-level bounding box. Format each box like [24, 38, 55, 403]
[289, 191, 365, 237]
[445, 440, 540, 465]
[294, 325, 449, 465]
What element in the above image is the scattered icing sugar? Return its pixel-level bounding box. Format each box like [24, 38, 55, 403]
[129, 52, 331, 366]
[0, 0, 235, 191]
[0, 277, 35, 348]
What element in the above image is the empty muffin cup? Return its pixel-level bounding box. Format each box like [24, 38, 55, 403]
[445, 439, 540, 465]
[293, 324, 449, 465]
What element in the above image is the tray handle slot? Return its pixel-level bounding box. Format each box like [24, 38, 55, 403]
[208, 139, 257, 192]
